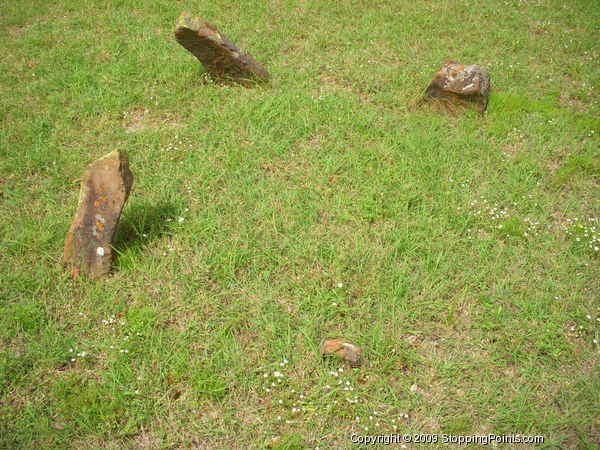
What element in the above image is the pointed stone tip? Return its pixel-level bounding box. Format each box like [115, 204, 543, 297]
[176, 11, 203, 32]
[97, 149, 119, 160]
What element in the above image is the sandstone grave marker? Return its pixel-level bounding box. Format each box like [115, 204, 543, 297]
[62, 150, 133, 278]
[175, 11, 269, 85]
[424, 61, 491, 113]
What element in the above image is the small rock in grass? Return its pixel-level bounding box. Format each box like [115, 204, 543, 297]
[321, 338, 363, 367]
[175, 11, 269, 85]
[62, 150, 133, 278]
[423, 61, 490, 113]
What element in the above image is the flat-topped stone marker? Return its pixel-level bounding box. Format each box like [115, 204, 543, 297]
[175, 11, 269, 85]
[424, 61, 491, 113]
[62, 150, 133, 278]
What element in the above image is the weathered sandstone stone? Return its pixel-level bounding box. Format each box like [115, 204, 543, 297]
[175, 11, 269, 85]
[424, 61, 491, 112]
[321, 338, 363, 367]
[62, 150, 133, 278]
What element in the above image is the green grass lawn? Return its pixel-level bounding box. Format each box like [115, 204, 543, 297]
[1, 0, 599, 448]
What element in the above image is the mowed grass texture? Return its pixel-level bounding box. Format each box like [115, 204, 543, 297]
[1, 0, 599, 448]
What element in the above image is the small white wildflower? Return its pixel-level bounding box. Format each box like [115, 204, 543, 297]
[273, 371, 284, 378]
[96, 247, 105, 256]
[336, 282, 343, 288]
[70, 358, 75, 362]
[178, 217, 184, 223]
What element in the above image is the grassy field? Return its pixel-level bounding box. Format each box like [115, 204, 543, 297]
[1, 0, 599, 448]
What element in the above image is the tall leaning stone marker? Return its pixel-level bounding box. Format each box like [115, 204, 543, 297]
[62, 150, 133, 278]
[175, 11, 269, 85]
[424, 61, 491, 113]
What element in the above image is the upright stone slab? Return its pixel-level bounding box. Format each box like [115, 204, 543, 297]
[175, 11, 269, 85]
[62, 150, 133, 278]
[424, 61, 491, 113]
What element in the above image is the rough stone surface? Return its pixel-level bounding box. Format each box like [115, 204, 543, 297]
[321, 338, 363, 367]
[62, 150, 133, 278]
[424, 61, 491, 112]
[175, 11, 269, 85]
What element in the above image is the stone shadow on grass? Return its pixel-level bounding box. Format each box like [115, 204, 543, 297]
[112, 199, 180, 258]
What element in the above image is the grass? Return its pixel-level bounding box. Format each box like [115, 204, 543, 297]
[1, 0, 599, 448]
